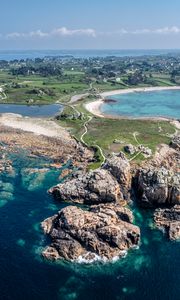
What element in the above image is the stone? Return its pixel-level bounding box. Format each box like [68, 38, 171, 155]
[58, 169, 73, 180]
[170, 135, 180, 151]
[103, 153, 131, 187]
[138, 145, 152, 157]
[154, 205, 180, 240]
[113, 139, 125, 144]
[124, 144, 136, 155]
[136, 167, 180, 207]
[41, 203, 140, 262]
[49, 168, 123, 204]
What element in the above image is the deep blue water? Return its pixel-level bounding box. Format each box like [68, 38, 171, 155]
[1, 49, 180, 60]
[0, 104, 62, 117]
[101, 90, 180, 119]
[0, 150, 179, 300]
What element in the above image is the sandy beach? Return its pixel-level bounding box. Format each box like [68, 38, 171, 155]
[85, 86, 180, 118]
[0, 113, 72, 141]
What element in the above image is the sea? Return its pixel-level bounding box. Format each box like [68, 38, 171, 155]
[1, 49, 180, 60]
[101, 89, 180, 119]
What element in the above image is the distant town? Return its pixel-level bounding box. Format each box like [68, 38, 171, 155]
[1, 53, 180, 104]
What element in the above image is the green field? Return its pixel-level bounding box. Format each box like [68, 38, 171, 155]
[57, 101, 176, 165]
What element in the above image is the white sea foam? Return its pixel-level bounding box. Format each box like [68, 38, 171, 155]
[75, 250, 128, 264]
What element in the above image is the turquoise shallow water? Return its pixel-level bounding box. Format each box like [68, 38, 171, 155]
[101, 90, 180, 119]
[0, 150, 179, 300]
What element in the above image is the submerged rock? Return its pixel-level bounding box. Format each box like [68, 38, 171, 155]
[154, 205, 180, 240]
[41, 204, 140, 262]
[21, 168, 50, 191]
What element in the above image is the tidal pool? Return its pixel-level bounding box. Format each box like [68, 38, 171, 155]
[101, 90, 180, 119]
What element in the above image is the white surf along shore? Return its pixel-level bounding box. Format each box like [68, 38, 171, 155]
[85, 86, 180, 118]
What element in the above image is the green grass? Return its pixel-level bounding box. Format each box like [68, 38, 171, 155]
[58, 110, 175, 161]
[64, 71, 85, 75]
[84, 118, 174, 153]
[0, 70, 89, 104]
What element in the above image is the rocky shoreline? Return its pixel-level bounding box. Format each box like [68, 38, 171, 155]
[0, 114, 93, 170]
[42, 133, 180, 263]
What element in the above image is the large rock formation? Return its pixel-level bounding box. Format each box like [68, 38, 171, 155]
[49, 168, 122, 204]
[49, 153, 132, 205]
[154, 205, 180, 240]
[41, 204, 140, 262]
[134, 137, 180, 240]
[103, 153, 131, 187]
[136, 166, 180, 207]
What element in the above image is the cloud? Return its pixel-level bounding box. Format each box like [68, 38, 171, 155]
[6, 27, 96, 39]
[6, 30, 48, 39]
[4, 26, 180, 40]
[132, 26, 180, 35]
[102, 26, 180, 36]
[52, 27, 96, 37]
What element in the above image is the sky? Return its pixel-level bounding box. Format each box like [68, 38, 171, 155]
[1, 0, 180, 50]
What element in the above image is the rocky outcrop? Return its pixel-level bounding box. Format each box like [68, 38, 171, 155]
[154, 205, 180, 240]
[49, 153, 132, 204]
[41, 204, 140, 262]
[124, 144, 152, 157]
[103, 153, 131, 187]
[49, 168, 122, 204]
[136, 167, 180, 207]
[0, 120, 93, 170]
[170, 135, 180, 151]
[124, 144, 136, 155]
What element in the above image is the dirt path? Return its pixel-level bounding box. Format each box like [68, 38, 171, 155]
[80, 115, 106, 165]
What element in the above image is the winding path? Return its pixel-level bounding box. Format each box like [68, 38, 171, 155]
[0, 85, 7, 100]
[80, 115, 106, 165]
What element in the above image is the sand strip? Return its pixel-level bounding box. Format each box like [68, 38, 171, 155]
[0, 113, 72, 141]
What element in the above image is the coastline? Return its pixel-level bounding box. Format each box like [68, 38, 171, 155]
[85, 86, 180, 119]
[0, 113, 72, 140]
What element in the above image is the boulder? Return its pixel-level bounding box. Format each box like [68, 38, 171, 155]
[138, 145, 152, 157]
[49, 168, 122, 204]
[154, 205, 180, 240]
[124, 144, 136, 155]
[103, 153, 131, 187]
[41, 203, 140, 262]
[136, 167, 180, 207]
[170, 135, 180, 151]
